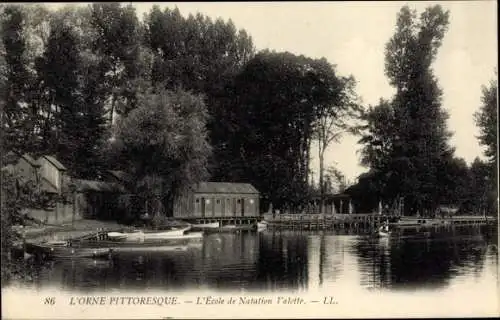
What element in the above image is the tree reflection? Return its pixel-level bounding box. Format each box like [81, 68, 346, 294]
[354, 226, 493, 290]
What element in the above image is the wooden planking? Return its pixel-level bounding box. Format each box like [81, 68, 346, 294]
[173, 191, 260, 218]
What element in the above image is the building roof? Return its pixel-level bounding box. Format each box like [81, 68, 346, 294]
[40, 155, 66, 171]
[74, 179, 125, 193]
[192, 182, 259, 194]
[106, 170, 132, 183]
[4, 151, 40, 167]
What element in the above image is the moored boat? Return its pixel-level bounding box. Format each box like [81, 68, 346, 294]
[257, 221, 268, 231]
[190, 222, 220, 231]
[107, 232, 128, 241]
[218, 224, 256, 233]
[110, 244, 190, 254]
[375, 222, 392, 238]
[391, 216, 449, 227]
[107, 226, 193, 242]
[25, 241, 112, 259]
[73, 230, 204, 247]
[378, 230, 391, 237]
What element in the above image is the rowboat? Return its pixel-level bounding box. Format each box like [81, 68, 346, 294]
[111, 244, 190, 254]
[257, 221, 268, 231]
[107, 232, 128, 241]
[218, 224, 256, 233]
[391, 217, 448, 227]
[376, 225, 392, 238]
[25, 241, 112, 259]
[378, 230, 391, 238]
[190, 222, 220, 231]
[107, 226, 193, 242]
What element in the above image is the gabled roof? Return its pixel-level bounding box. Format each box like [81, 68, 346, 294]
[40, 155, 66, 171]
[192, 182, 259, 194]
[4, 151, 40, 167]
[74, 179, 125, 193]
[107, 170, 132, 183]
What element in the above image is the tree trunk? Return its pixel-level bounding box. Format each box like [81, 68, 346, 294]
[319, 141, 325, 214]
[109, 92, 116, 128]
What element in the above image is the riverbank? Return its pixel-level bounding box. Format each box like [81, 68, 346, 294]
[13, 219, 128, 244]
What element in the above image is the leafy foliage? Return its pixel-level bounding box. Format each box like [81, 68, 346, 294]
[211, 51, 356, 210]
[474, 76, 498, 170]
[357, 5, 456, 214]
[111, 88, 211, 217]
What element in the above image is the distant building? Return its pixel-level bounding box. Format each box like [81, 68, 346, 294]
[173, 182, 260, 219]
[309, 193, 352, 214]
[73, 179, 127, 219]
[437, 205, 459, 216]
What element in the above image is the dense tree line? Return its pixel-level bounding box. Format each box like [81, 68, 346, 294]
[1, 3, 357, 216]
[2, 3, 494, 220]
[351, 5, 497, 215]
[212, 51, 359, 210]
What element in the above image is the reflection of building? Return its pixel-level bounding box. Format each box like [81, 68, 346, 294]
[173, 182, 260, 219]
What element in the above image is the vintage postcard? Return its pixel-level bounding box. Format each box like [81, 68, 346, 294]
[1, 1, 498, 319]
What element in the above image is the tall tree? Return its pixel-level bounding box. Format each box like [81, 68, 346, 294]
[220, 51, 351, 210]
[313, 73, 360, 212]
[358, 5, 453, 215]
[474, 75, 498, 172]
[38, 17, 107, 178]
[474, 73, 498, 214]
[89, 3, 142, 124]
[111, 87, 211, 217]
[0, 5, 36, 153]
[143, 6, 254, 178]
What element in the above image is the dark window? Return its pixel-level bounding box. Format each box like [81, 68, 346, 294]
[237, 199, 241, 204]
[216, 199, 220, 204]
[196, 199, 200, 203]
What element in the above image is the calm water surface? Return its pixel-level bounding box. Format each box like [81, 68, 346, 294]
[15, 225, 498, 296]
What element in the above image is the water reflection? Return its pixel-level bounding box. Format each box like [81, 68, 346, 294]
[18, 225, 498, 295]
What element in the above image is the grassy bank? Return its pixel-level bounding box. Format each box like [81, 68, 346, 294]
[13, 219, 128, 243]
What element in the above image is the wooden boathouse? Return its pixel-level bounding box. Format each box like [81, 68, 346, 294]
[173, 182, 260, 225]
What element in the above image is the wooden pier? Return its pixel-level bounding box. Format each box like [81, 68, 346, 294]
[261, 213, 497, 231]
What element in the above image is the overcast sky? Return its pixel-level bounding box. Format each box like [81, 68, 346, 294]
[47, 1, 498, 183]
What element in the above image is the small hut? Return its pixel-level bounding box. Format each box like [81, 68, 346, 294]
[173, 182, 260, 219]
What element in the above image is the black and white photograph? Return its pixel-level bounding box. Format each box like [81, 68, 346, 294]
[1, 1, 498, 319]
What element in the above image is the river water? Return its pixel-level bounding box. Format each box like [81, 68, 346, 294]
[3, 225, 499, 318]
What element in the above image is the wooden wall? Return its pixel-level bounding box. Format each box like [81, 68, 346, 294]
[173, 192, 260, 218]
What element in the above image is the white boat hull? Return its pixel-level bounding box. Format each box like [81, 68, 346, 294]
[378, 231, 391, 237]
[142, 227, 191, 240]
[257, 221, 268, 231]
[191, 222, 220, 229]
[111, 227, 196, 242]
